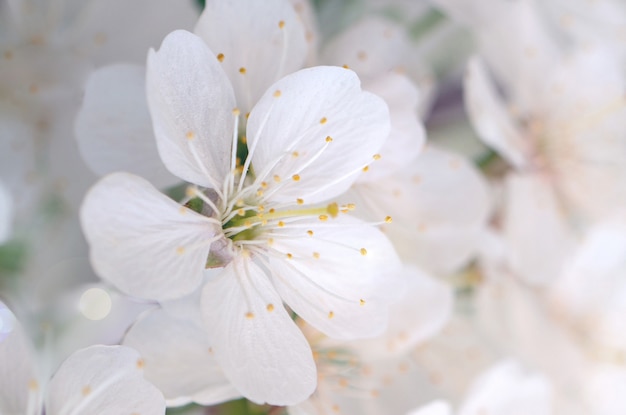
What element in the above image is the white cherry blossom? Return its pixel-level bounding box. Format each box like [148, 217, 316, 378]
[81, 29, 400, 405]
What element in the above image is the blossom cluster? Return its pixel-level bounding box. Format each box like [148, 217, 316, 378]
[0, 0, 625, 414]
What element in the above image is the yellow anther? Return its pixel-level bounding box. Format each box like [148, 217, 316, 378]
[278, 20, 285, 29]
[245, 112, 250, 119]
[373, 154, 382, 160]
[341, 209, 349, 214]
[360, 248, 368, 256]
[82, 386, 92, 396]
[339, 378, 349, 387]
[28, 379, 38, 391]
[241, 135, 247, 144]
[273, 89, 282, 98]
[342, 64, 350, 69]
[273, 175, 281, 183]
[217, 53, 225, 62]
[313, 252, 320, 259]
[286, 253, 293, 259]
[185, 131, 195, 140]
[267, 304, 275, 312]
[296, 198, 304, 205]
[292, 151, 299, 157]
[258, 205, 265, 212]
[245, 312, 255, 319]
[244, 220, 252, 227]
[307, 230, 314, 236]
[327, 202, 339, 218]
[332, 404, 340, 412]
[328, 311, 335, 319]
[256, 190, 264, 197]
[176, 246, 185, 255]
[325, 135, 333, 143]
[347, 203, 356, 210]
[136, 358, 145, 369]
[320, 117, 327, 124]
[235, 199, 245, 207]
[239, 67, 247, 74]
[362, 165, 370, 172]
[261, 219, 268, 225]
[179, 206, 188, 215]
[359, 299, 366, 306]
[268, 238, 274, 245]
[232, 107, 241, 116]
[385, 216, 392, 223]
[237, 208, 246, 216]
[269, 208, 276, 214]
[319, 214, 328, 221]
[292, 174, 301, 181]
[278, 221, 285, 227]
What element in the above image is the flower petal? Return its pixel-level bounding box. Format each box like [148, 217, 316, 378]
[194, 0, 307, 114]
[46, 345, 165, 415]
[80, 172, 217, 301]
[146, 30, 236, 188]
[503, 173, 574, 286]
[123, 306, 240, 406]
[359, 72, 425, 180]
[0, 303, 39, 414]
[464, 57, 528, 169]
[76, 64, 179, 188]
[268, 215, 403, 339]
[248, 66, 390, 204]
[408, 401, 453, 415]
[201, 257, 317, 405]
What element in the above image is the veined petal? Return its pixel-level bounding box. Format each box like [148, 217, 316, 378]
[123, 307, 240, 406]
[46, 345, 165, 415]
[465, 57, 528, 169]
[146, 30, 236, 188]
[248, 66, 390, 204]
[268, 215, 403, 339]
[75, 64, 179, 188]
[201, 257, 316, 405]
[80, 172, 217, 301]
[194, 0, 307, 114]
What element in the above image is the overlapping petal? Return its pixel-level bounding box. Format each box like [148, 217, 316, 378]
[80, 172, 218, 301]
[269, 215, 402, 339]
[247, 66, 390, 204]
[46, 345, 165, 415]
[146, 30, 236, 188]
[194, 0, 308, 114]
[75, 64, 178, 188]
[201, 257, 316, 405]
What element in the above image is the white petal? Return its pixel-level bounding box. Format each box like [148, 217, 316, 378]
[349, 266, 453, 359]
[123, 307, 240, 406]
[0, 303, 40, 414]
[407, 401, 453, 415]
[359, 73, 425, 180]
[46, 345, 165, 415]
[464, 57, 528, 168]
[80, 172, 217, 301]
[201, 257, 317, 406]
[248, 66, 390, 204]
[269, 215, 403, 339]
[76, 64, 179, 188]
[0, 182, 13, 244]
[194, 0, 308, 114]
[146, 30, 236, 188]
[72, 0, 199, 65]
[350, 145, 491, 274]
[458, 361, 552, 415]
[503, 173, 574, 286]
[321, 17, 411, 79]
